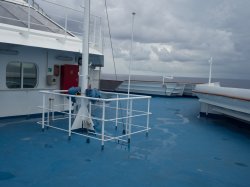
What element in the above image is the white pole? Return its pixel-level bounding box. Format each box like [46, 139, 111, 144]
[127, 12, 136, 97]
[146, 98, 150, 136]
[71, 0, 94, 131]
[128, 99, 133, 143]
[125, 12, 136, 135]
[47, 99, 50, 128]
[93, 16, 96, 46]
[42, 93, 45, 131]
[89, 101, 92, 118]
[101, 101, 106, 150]
[100, 18, 103, 53]
[115, 94, 118, 130]
[81, 0, 90, 93]
[208, 57, 213, 85]
[68, 97, 72, 139]
[52, 97, 54, 121]
[28, 0, 31, 32]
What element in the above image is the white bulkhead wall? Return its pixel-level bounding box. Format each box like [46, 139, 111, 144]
[0, 44, 81, 117]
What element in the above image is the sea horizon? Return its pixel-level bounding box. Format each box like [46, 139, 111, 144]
[101, 73, 250, 89]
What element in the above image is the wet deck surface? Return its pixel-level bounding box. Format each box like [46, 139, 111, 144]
[1, 97, 250, 187]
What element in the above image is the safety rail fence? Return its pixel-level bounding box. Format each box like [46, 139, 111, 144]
[0, 0, 103, 51]
[37, 90, 151, 150]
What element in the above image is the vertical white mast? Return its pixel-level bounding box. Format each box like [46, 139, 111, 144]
[82, 0, 90, 92]
[208, 57, 213, 85]
[72, 0, 94, 130]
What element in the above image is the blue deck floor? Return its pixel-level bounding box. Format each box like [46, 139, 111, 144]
[1, 97, 250, 187]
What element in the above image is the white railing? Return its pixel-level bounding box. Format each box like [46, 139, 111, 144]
[162, 75, 174, 85]
[0, 0, 103, 51]
[37, 90, 151, 150]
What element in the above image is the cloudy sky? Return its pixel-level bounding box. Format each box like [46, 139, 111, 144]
[37, 0, 250, 79]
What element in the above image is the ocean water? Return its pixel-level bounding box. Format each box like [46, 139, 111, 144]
[101, 74, 250, 89]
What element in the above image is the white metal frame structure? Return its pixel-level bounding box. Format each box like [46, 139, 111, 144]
[38, 90, 151, 150]
[0, 0, 103, 53]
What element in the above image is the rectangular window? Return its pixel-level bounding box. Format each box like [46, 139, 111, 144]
[6, 62, 37, 89]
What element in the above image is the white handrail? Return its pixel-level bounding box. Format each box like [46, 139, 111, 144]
[38, 90, 151, 150]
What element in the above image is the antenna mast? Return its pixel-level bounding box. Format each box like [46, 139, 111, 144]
[128, 12, 136, 97]
[208, 57, 213, 85]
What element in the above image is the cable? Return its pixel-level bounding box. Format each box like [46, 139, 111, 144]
[104, 0, 127, 133]
[104, 0, 117, 81]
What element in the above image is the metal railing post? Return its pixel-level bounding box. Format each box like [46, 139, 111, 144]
[47, 97, 50, 129]
[115, 94, 119, 130]
[89, 101, 92, 118]
[128, 99, 133, 143]
[68, 96, 72, 140]
[146, 98, 150, 136]
[63, 96, 66, 112]
[101, 101, 106, 150]
[124, 98, 130, 135]
[52, 97, 54, 120]
[42, 93, 45, 131]
[48, 97, 53, 126]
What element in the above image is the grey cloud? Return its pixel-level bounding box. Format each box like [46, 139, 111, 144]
[131, 43, 151, 61]
[151, 45, 208, 63]
[113, 47, 129, 59]
[36, 0, 250, 79]
[111, 41, 151, 61]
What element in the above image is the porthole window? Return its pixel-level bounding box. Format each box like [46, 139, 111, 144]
[6, 62, 37, 89]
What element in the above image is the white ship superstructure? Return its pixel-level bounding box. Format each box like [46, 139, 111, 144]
[0, 0, 104, 117]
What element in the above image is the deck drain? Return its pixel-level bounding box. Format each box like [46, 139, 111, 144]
[85, 159, 92, 162]
[0, 172, 15, 180]
[214, 157, 222, 160]
[234, 162, 248, 167]
[44, 144, 53, 148]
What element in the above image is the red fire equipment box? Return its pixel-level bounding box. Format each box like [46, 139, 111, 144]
[60, 64, 79, 90]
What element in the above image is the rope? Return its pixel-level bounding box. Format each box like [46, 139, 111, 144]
[104, 0, 117, 80]
[104, 0, 126, 132]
